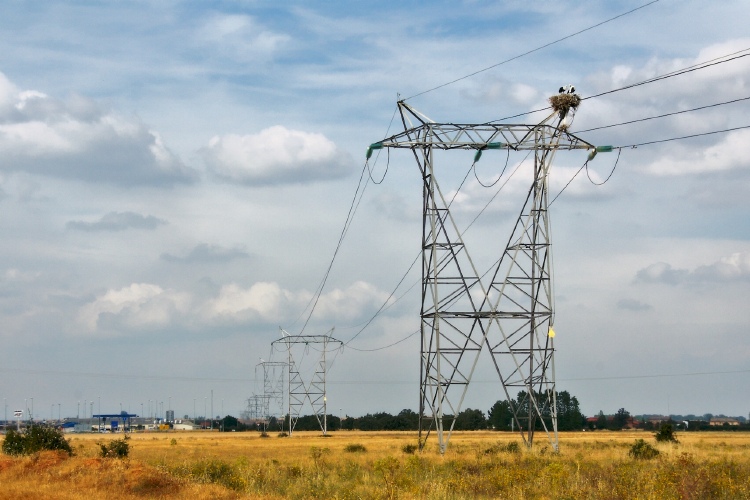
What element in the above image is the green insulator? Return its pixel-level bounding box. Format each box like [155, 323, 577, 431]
[595, 145, 613, 153]
[486, 142, 505, 149]
[366, 142, 383, 159]
[474, 149, 483, 163]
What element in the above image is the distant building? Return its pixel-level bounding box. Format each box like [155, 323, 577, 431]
[710, 417, 740, 426]
[172, 419, 199, 431]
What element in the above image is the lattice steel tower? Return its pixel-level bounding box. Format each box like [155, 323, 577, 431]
[257, 360, 287, 430]
[273, 328, 342, 435]
[367, 96, 599, 453]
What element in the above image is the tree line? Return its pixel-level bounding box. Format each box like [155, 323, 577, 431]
[252, 390, 586, 432]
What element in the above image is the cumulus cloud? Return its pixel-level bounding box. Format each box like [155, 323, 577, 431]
[202, 280, 389, 325]
[161, 243, 250, 263]
[76, 279, 391, 335]
[201, 126, 352, 185]
[77, 283, 191, 334]
[0, 72, 194, 186]
[635, 252, 750, 285]
[67, 211, 167, 232]
[641, 130, 750, 176]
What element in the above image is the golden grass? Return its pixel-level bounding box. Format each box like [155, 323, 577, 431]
[2, 430, 750, 499]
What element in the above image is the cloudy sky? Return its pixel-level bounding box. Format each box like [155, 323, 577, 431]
[1, 0, 749, 424]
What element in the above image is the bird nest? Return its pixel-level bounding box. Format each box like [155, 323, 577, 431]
[549, 93, 581, 114]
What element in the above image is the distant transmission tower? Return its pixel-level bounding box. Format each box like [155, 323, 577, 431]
[257, 360, 287, 430]
[272, 328, 342, 436]
[367, 93, 602, 453]
[245, 394, 270, 425]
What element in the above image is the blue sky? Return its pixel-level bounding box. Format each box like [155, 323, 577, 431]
[1, 0, 749, 423]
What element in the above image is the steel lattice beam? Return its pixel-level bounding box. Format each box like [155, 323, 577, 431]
[371, 99, 595, 453]
[272, 329, 342, 436]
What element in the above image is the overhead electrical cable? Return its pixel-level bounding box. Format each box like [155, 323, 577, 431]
[490, 47, 750, 124]
[291, 159, 370, 332]
[575, 95, 750, 133]
[339, 159, 479, 347]
[404, 0, 662, 101]
[291, 104, 400, 333]
[342, 152, 528, 351]
[549, 124, 750, 205]
[612, 124, 750, 150]
[581, 49, 750, 103]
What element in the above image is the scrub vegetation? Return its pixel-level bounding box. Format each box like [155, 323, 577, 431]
[1, 430, 750, 498]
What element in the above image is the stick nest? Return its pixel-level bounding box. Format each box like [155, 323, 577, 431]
[549, 93, 581, 114]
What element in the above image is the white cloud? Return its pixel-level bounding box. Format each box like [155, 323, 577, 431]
[202, 280, 390, 325]
[197, 14, 289, 62]
[640, 130, 750, 176]
[77, 283, 191, 334]
[635, 252, 750, 285]
[0, 72, 194, 186]
[201, 126, 352, 185]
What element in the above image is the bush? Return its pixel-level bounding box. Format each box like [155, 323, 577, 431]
[2, 425, 73, 456]
[98, 436, 130, 458]
[401, 443, 418, 454]
[344, 443, 367, 453]
[504, 441, 521, 454]
[655, 422, 679, 443]
[629, 439, 660, 460]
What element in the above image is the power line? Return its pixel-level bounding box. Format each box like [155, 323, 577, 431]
[614, 124, 750, 150]
[490, 47, 750, 124]
[581, 50, 750, 103]
[405, 0, 662, 101]
[575, 95, 750, 134]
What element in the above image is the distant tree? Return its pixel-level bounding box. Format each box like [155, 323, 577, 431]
[556, 391, 585, 431]
[611, 408, 631, 430]
[596, 410, 608, 430]
[488, 400, 513, 430]
[454, 408, 487, 430]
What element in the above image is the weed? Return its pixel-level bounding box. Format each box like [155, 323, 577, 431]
[344, 443, 367, 453]
[402, 443, 418, 454]
[629, 439, 660, 460]
[655, 422, 679, 443]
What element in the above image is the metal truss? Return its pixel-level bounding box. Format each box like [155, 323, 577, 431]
[272, 329, 342, 435]
[257, 360, 288, 430]
[245, 394, 271, 423]
[370, 100, 595, 453]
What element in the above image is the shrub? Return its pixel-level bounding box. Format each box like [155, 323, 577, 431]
[629, 439, 660, 460]
[504, 441, 521, 454]
[99, 436, 130, 458]
[401, 443, 418, 454]
[344, 443, 367, 453]
[2, 425, 73, 456]
[277, 432, 289, 438]
[654, 422, 679, 443]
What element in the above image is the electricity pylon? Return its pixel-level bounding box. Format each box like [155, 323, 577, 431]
[272, 328, 342, 435]
[257, 360, 287, 430]
[367, 96, 600, 453]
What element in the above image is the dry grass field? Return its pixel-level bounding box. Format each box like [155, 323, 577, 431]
[2, 429, 750, 499]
